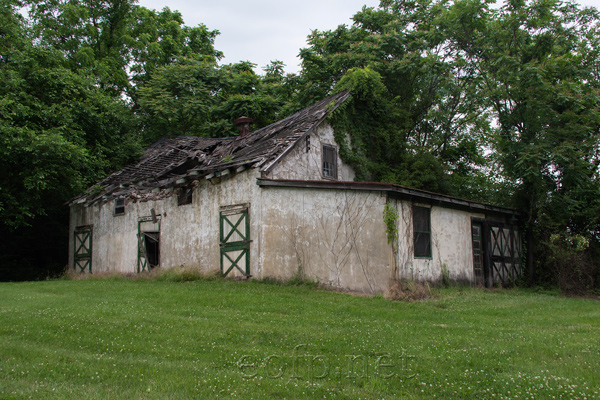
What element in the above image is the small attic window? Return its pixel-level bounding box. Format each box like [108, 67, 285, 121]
[322, 144, 338, 179]
[114, 198, 125, 216]
[178, 186, 193, 206]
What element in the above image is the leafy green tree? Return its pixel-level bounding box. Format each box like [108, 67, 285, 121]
[206, 61, 288, 136]
[26, 0, 135, 95]
[0, 0, 27, 63]
[25, 0, 222, 98]
[136, 57, 220, 140]
[128, 6, 222, 89]
[138, 60, 293, 142]
[299, 1, 493, 198]
[1, 1, 139, 279]
[445, 0, 600, 283]
[0, 41, 138, 228]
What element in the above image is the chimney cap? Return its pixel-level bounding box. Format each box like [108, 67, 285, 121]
[234, 116, 253, 125]
[234, 116, 253, 137]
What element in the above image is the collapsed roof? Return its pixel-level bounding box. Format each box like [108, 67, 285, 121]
[70, 91, 350, 206]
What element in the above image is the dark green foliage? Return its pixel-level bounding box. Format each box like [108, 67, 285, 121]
[25, 0, 223, 98]
[0, 43, 138, 229]
[383, 202, 399, 244]
[444, 0, 600, 287]
[137, 59, 293, 142]
[300, 2, 494, 198]
[27, 0, 136, 95]
[538, 233, 598, 295]
[1, 0, 141, 279]
[128, 6, 223, 89]
[2, 0, 599, 290]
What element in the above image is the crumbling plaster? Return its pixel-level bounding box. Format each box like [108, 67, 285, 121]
[69, 119, 492, 291]
[69, 169, 264, 274]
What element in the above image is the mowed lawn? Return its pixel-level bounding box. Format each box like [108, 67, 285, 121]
[0, 279, 599, 399]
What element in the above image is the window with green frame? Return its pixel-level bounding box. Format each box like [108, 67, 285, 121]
[413, 206, 431, 258]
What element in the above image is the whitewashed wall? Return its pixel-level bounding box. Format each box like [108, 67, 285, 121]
[256, 187, 390, 293]
[266, 122, 355, 182]
[392, 199, 485, 284]
[69, 118, 491, 290]
[69, 173, 392, 293]
[69, 169, 263, 274]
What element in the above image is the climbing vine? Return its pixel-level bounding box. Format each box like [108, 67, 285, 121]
[383, 201, 398, 244]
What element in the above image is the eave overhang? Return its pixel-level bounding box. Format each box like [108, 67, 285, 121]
[256, 178, 520, 218]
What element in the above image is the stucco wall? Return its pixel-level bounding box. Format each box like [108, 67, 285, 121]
[69, 169, 264, 274]
[392, 200, 485, 283]
[69, 161, 490, 291]
[256, 187, 390, 294]
[70, 169, 391, 293]
[266, 122, 355, 182]
[69, 120, 361, 277]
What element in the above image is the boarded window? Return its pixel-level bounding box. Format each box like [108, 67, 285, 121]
[178, 187, 193, 206]
[413, 206, 431, 258]
[322, 144, 338, 179]
[114, 198, 125, 216]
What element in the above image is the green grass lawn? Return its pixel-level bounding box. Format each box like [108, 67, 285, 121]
[0, 279, 599, 399]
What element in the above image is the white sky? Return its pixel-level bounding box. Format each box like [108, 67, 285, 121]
[136, 0, 600, 75]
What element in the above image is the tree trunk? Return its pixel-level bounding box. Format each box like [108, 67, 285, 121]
[526, 224, 535, 285]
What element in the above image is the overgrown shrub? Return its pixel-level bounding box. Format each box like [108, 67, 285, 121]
[545, 234, 598, 296]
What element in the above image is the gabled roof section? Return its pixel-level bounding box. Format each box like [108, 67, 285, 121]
[71, 91, 350, 206]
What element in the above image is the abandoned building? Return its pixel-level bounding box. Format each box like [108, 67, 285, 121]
[69, 91, 522, 293]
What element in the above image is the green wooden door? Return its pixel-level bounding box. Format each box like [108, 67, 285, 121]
[471, 221, 483, 285]
[74, 227, 92, 273]
[220, 205, 250, 277]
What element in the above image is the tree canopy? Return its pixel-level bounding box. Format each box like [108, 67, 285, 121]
[299, 0, 599, 286]
[443, 0, 600, 282]
[298, 0, 495, 199]
[1, 0, 599, 288]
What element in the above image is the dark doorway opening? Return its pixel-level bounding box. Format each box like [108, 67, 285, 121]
[144, 232, 160, 268]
